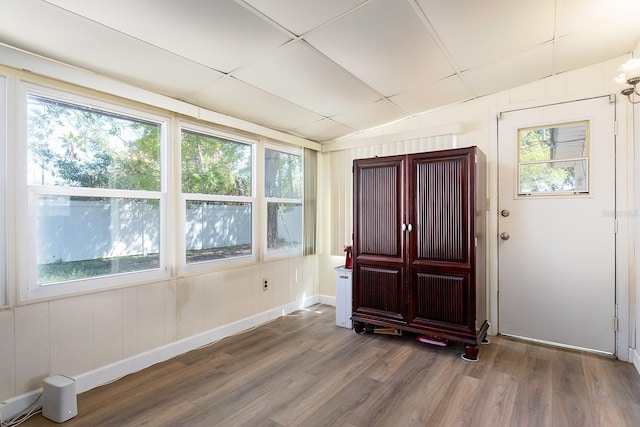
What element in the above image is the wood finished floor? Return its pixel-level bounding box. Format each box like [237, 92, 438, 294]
[21, 304, 640, 426]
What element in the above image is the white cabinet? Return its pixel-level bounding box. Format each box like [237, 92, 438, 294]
[335, 266, 352, 328]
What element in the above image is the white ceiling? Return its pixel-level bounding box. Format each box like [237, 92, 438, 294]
[1, 0, 639, 143]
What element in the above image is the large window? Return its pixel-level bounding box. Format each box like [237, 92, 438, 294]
[24, 87, 167, 298]
[16, 83, 309, 300]
[264, 146, 303, 258]
[180, 125, 255, 266]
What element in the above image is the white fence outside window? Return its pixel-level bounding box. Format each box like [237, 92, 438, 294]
[37, 199, 302, 263]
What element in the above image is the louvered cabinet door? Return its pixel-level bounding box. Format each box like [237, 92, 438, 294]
[352, 156, 407, 325]
[407, 148, 476, 335]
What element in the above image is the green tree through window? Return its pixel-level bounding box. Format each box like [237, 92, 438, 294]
[27, 94, 163, 285]
[181, 128, 253, 264]
[28, 96, 160, 190]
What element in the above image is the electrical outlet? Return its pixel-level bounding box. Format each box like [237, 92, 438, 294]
[263, 279, 268, 291]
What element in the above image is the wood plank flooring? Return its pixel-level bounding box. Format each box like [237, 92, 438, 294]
[21, 304, 640, 426]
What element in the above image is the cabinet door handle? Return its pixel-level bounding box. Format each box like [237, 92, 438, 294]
[407, 224, 413, 232]
[402, 223, 407, 231]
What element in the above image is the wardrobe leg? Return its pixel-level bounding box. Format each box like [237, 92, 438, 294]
[461, 344, 479, 362]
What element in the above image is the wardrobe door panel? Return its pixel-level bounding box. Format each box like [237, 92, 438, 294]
[412, 153, 470, 268]
[408, 149, 476, 332]
[359, 166, 400, 256]
[409, 271, 472, 333]
[352, 156, 407, 324]
[355, 265, 405, 322]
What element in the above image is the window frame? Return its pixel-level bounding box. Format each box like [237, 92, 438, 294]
[263, 143, 304, 260]
[19, 83, 171, 301]
[178, 121, 258, 274]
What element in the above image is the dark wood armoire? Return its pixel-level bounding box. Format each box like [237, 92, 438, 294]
[351, 146, 488, 361]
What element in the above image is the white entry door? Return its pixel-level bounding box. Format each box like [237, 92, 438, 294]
[497, 96, 616, 355]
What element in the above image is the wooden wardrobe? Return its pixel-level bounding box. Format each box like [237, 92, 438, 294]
[351, 146, 488, 361]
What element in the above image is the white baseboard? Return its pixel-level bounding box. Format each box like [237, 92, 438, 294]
[631, 348, 640, 376]
[0, 295, 320, 422]
[316, 294, 336, 306]
[0, 390, 42, 425]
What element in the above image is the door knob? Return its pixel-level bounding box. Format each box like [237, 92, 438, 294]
[500, 232, 510, 240]
[500, 209, 510, 217]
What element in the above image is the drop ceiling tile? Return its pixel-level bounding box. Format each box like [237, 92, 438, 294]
[293, 118, 354, 143]
[554, 1, 640, 74]
[557, 0, 640, 36]
[233, 41, 382, 117]
[332, 99, 407, 131]
[244, 0, 367, 36]
[417, 0, 555, 70]
[462, 43, 554, 98]
[389, 75, 472, 114]
[2, 0, 637, 145]
[554, 29, 640, 75]
[186, 77, 325, 133]
[44, 0, 291, 72]
[0, 0, 223, 98]
[306, 0, 454, 97]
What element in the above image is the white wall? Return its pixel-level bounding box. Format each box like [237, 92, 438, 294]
[0, 256, 318, 404]
[318, 54, 636, 362]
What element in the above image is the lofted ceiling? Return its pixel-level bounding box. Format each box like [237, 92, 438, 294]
[1, 0, 639, 143]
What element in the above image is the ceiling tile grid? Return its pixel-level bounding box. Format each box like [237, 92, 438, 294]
[243, 0, 368, 36]
[44, 0, 292, 73]
[231, 41, 383, 117]
[389, 74, 472, 115]
[186, 76, 325, 133]
[416, 0, 556, 71]
[304, 0, 455, 97]
[330, 98, 407, 132]
[0, 0, 226, 98]
[0, 0, 638, 143]
[292, 117, 355, 142]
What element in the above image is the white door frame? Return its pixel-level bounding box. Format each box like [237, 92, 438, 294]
[488, 94, 631, 361]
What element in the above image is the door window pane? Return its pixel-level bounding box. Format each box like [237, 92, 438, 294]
[518, 121, 589, 195]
